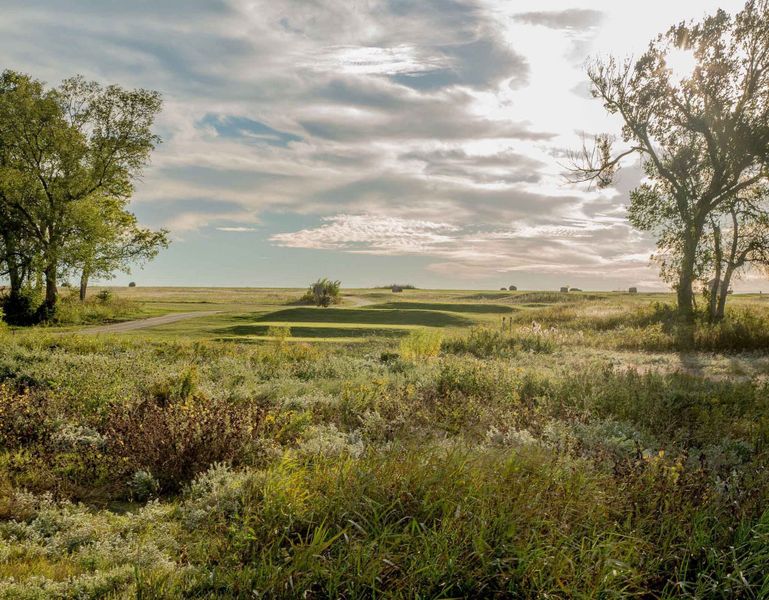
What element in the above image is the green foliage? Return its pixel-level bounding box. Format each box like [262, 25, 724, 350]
[443, 326, 556, 358]
[0, 70, 166, 319]
[1, 287, 43, 325]
[50, 291, 140, 325]
[300, 278, 342, 307]
[95, 289, 113, 303]
[399, 328, 443, 359]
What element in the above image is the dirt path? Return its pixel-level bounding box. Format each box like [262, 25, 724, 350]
[76, 311, 222, 335]
[344, 295, 376, 307]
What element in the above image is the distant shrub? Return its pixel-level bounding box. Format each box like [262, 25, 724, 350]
[128, 281, 137, 287]
[377, 283, 416, 290]
[301, 278, 341, 307]
[400, 328, 443, 359]
[96, 289, 113, 302]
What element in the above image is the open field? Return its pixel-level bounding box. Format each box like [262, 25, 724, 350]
[3, 287, 769, 597]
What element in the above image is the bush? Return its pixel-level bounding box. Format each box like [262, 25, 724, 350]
[301, 278, 341, 307]
[95, 289, 113, 303]
[443, 326, 556, 358]
[1, 287, 43, 325]
[51, 291, 140, 325]
[400, 328, 443, 359]
[105, 395, 264, 492]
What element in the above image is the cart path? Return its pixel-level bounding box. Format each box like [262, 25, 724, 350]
[77, 311, 222, 334]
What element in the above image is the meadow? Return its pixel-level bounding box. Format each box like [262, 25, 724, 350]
[2, 287, 769, 598]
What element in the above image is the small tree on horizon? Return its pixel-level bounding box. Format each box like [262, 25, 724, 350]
[303, 278, 341, 307]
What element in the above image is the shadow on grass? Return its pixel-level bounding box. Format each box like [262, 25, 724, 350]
[368, 302, 515, 314]
[250, 308, 473, 327]
[217, 324, 410, 338]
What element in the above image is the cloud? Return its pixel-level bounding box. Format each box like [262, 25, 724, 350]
[0, 0, 688, 289]
[270, 212, 657, 283]
[199, 114, 302, 147]
[270, 214, 460, 252]
[513, 9, 605, 31]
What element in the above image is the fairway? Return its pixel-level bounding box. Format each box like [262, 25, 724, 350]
[368, 301, 515, 314]
[252, 307, 475, 327]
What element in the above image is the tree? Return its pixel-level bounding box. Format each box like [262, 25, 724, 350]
[568, 1, 769, 320]
[701, 186, 769, 319]
[0, 70, 162, 318]
[66, 194, 168, 300]
[302, 278, 341, 307]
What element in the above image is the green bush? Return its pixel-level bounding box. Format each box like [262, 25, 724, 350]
[399, 328, 443, 359]
[300, 278, 341, 307]
[1, 287, 43, 325]
[443, 326, 556, 358]
[51, 291, 141, 325]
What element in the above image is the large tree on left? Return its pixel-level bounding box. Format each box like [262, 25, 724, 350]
[0, 70, 162, 319]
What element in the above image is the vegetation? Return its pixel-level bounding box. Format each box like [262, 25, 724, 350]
[0, 70, 167, 322]
[570, 1, 769, 321]
[0, 289, 768, 596]
[301, 278, 342, 307]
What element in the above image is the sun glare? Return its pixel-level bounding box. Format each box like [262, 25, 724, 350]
[665, 47, 697, 83]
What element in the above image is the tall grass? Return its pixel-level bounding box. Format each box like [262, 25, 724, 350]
[399, 328, 443, 359]
[2, 297, 769, 596]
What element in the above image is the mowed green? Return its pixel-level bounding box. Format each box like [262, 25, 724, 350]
[73, 289, 524, 342]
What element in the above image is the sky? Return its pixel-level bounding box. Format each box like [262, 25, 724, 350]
[0, 0, 758, 290]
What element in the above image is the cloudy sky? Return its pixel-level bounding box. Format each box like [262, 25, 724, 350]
[0, 0, 754, 290]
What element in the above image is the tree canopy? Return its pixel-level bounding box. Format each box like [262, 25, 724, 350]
[0, 70, 166, 322]
[570, 0, 769, 319]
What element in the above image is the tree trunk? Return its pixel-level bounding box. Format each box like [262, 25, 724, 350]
[708, 223, 722, 322]
[715, 267, 733, 321]
[41, 264, 58, 319]
[79, 269, 90, 302]
[677, 239, 697, 321]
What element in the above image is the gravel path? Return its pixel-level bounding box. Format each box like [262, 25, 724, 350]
[76, 311, 222, 334]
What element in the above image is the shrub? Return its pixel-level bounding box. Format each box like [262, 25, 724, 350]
[267, 325, 291, 342]
[443, 326, 555, 358]
[95, 289, 113, 303]
[400, 328, 443, 359]
[105, 395, 264, 492]
[128, 281, 137, 287]
[1, 287, 42, 325]
[301, 278, 341, 307]
[52, 291, 140, 325]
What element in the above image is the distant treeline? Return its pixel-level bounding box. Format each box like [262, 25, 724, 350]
[377, 284, 417, 289]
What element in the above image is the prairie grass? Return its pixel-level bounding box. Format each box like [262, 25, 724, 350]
[1, 291, 769, 597]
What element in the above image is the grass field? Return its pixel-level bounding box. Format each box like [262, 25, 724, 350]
[3, 287, 769, 597]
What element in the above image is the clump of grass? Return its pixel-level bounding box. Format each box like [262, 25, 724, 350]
[399, 328, 443, 359]
[443, 326, 556, 358]
[51, 290, 142, 325]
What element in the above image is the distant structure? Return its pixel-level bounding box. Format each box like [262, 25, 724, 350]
[128, 282, 137, 288]
[560, 286, 569, 293]
[508, 285, 517, 291]
[391, 285, 403, 293]
[569, 287, 582, 292]
[628, 286, 638, 294]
